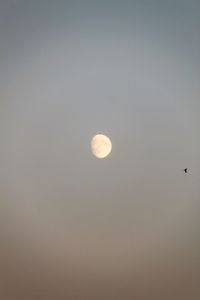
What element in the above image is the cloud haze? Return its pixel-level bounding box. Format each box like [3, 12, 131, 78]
[0, 0, 200, 299]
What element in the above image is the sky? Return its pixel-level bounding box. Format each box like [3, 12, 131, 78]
[0, 0, 200, 299]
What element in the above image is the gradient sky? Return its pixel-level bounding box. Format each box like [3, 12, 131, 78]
[0, 1, 200, 299]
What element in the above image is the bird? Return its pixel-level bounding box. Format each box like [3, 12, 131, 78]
[184, 168, 188, 173]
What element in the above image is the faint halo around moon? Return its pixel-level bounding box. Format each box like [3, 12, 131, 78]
[91, 134, 112, 159]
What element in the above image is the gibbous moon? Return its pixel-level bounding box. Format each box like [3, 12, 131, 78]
[91, 134, 112, 159]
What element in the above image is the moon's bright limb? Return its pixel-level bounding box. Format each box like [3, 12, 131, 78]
[91, 134, 112, 158]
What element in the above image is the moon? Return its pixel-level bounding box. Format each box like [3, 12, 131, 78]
[91, 134, 112, 159]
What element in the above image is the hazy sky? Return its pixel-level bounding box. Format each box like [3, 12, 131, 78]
[0, 1, 200, 299]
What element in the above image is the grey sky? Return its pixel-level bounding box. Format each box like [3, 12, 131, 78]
[0, 1, 200, 299]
